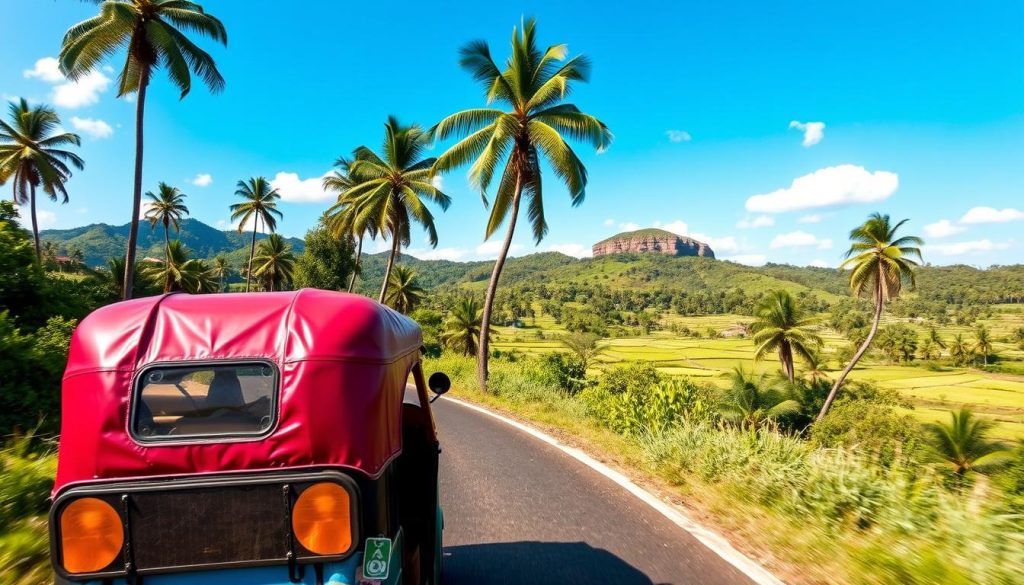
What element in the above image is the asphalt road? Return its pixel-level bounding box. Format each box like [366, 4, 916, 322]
[434, 399, 757, 585]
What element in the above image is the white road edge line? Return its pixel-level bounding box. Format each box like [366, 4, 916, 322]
[445, 396, 785, 585]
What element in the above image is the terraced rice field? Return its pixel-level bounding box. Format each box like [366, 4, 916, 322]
[492, 307, 1024, 440]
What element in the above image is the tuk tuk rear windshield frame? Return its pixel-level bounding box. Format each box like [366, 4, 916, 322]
[128, 358, 281, 446]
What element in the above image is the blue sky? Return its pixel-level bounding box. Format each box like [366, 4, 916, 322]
[2, 0, 1023, 267]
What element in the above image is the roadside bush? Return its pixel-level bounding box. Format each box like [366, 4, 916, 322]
[0, 435, 56, 585]
[0, 312, 77, 436]
[530, 353, 586, 395]
[606, 378, 717, 435]
[598, 361, 662, 395]
[811, 400, 924, 465]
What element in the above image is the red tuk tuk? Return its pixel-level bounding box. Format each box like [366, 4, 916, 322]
[49, 289, 448, 585]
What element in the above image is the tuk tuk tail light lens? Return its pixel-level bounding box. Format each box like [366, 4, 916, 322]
[292, 482, 352, 555]
[60, 497, 124, 574]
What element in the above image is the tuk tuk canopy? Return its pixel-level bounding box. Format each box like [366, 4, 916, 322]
[54, 289, 422, 494]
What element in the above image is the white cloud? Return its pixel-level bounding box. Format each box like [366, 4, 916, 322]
[666, 130, 692, 143]
[619, 222, 640, 231]
[24, 56, 111, 109]
[231, 216, 272, 234]
[191, 173, 213, 187]
[770, 230, 832, 249]
[653, 220, 689, 236]
[809, 259, 831, 268]
[746, 164, 899, 214]
[216, 219, 228, 229]
[721, 254, 767, 266]
[603, 218, 615, 227]
[546, 243, 592, 258]
[476, 240, 523, 259]
[926, 239, 1012, 256]
[736, 215, 775, 229]
[407, 247, 468, 261]
[23, 57, 64, 83]
[70, 116, 113, 139]
[652, 220, 738, 252]
[15, 206, 56, 228]
[431, 175, 444, 190]
[270, 171, 332, 203]
[798, 214, 823, 224]
[959, 206, 1024, 224]
[788, 120, 825, 147]
[923, 219, 965, 238]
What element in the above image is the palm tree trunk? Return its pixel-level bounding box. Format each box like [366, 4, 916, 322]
[348, 234, 363, 293]
[379, 235, 399, 303]
[245, 215, 258, 292]
[123, 68, 149, 300]
[163, 222, 171, 293]
[478, 174, 523, 392]
[817, 270, 884, 422]
[29, 184, 41, 264]
[781, 343, 795, 384]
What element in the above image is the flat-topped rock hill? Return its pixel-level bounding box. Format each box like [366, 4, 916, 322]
[592, 228, 715, 259]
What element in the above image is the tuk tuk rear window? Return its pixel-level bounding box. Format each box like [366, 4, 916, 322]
[132, 362, 277, 442]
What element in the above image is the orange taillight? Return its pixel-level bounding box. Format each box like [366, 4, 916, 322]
[291, 482, 352, 555]
[60, 497, 124, 574]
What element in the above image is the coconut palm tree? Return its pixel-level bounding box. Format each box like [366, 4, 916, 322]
[431, 18, 611, 390]
[817, 213, 923, 421]
[560, 332, 605, 372]
[323, 156, 378, 292]
[720, 368, 801, 431]
[229, 177, 282, 292]
[60, 0, 226, 299]
[750, 290, 822, 384]
[0, 99, 83, 263]
[928, 327, 946, 351]
[441, 297, 484, 357]
[182, 258, 218, 293]
[384, 265, 425, 314]
[145, 239, 204, 293]
[926, 409, 1010, 476]
[802, 350, 830, 384]
[973, 324, 994, 366]
[918, 338, 940, 361]
[143, 182, 188, 265]
[337, 117, 451, 302]
[949, 333, 973, 366]
[252, 234, 295, 292]
[211, 255, 229, 291]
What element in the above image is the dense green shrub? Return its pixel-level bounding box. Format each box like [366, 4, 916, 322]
[0, 435, 56, 585]
[605, 378, 717, 435]
[598, 361, 662, 395]
[0, 312, 76, 436]
[531, 353, 587, 395]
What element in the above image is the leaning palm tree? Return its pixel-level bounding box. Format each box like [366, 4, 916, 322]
[60, 0, 227, 299]
[252, 233, 295, 292]
[335, 117, 451, 302]
[145, 239, 194, 293]
[431, 18, 611, 390]
[182, 258, 218, 293]
[323, 156, 379, 292]
[973, 324, 994, 366]
[928, 327, 946, 350]
[817, 213, 923, 421]
[720, 368, 801, 431]
[230, 177, 282, 292]
[0, 99, 83, 263]
[143, 182, 188, 265]
[949, 333, 972, 366]
[211, 255, 229, 291]
[384, 265, 425, 314]
[441, 297, 484, 357]
[750, 290, 822, 384]
[926, 409, 1010, 476]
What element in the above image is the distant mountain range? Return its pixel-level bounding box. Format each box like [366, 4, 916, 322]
[40, 218, 305, 268]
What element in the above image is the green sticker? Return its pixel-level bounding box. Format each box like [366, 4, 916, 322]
[363, 537, 392, 580]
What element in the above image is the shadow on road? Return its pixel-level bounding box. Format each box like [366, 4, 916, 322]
[443, 541, 668, 585]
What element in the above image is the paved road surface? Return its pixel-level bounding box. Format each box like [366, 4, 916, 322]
[434, 399, 757, 585]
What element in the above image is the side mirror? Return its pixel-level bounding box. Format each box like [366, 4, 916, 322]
[428, 372, 451, 401]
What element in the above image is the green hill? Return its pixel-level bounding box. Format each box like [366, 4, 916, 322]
[39, 218, 305, 268]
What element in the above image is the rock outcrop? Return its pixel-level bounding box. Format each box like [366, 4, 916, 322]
[592, 228, 715, 259]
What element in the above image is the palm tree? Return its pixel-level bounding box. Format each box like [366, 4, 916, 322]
[334, 117, 451, 302]
[323, 156, 378, 292]
[143, 182, 188, 265]
[928, 327, 946, 351]
[973, 324, 993, 366]
[229, 177, 282, 292]
[720, 368, 801, 431]
[750, 290, 822, 384]
[0, 99, 83, 263]
[145, 239, 200, 293]
[817, 213, 923, 421]
[560, 332, 605, 372]
[252, 233, 295, 292]
[211, 255, 229, 291]
[802, 350, 830, 384]
[925, 409, 1010, 476]
[183, 258, 218, 293]
[949, 333, 973, 366]
[431, 18, 611, 391]
[60, 0, 227, 299]
[384, 265, 425, 314]
[918, 338, 940, 361]
[441, 297, 484, 357]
